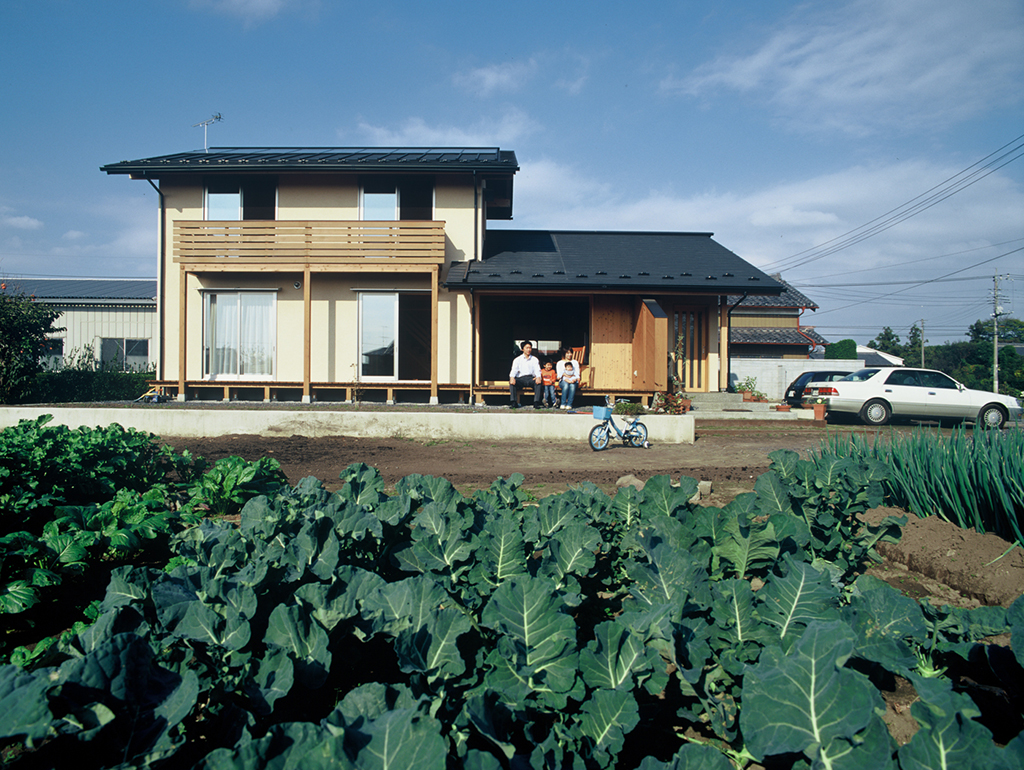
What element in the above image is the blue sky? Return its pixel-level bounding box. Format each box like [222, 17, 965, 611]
[1, 0, 1022, 345]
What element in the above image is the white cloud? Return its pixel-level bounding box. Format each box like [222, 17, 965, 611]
[665, 0, 1024, 134]
[352, 109, 541, 147]
[505, 155, 1024, 339]
[188, 0, 310, 25]
[454, 59, 538, 96]
[62, 230, 86, 240]
[510, 155, 1024, 274]
[2, 214, 43, 230]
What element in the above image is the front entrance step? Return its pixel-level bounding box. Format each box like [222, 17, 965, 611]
[685, 391, 805, 420]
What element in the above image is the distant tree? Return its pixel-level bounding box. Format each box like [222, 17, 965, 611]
[0, 283, 62, 403]
[867, 326, 902, 355]
[967, 317, 1024, 343]
[825, 338, 857, 360]
[903, 325, 925, 364]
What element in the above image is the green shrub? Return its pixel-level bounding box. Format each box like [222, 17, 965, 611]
[825, 338, 857, 359]
[612, 400, 645, 416]
[30, 368, 155, 403]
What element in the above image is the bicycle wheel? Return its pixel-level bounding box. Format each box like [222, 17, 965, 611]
[628, 421, 648, 447]
[589, 424, 610, 451]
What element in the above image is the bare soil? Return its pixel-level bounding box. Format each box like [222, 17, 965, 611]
[160, 421, 1024, 609]
[159, 420, 1024, 748]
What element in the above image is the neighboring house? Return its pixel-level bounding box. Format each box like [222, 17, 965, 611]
[101, 147, 783, 403]
[0, 278, 156, 370]
[856, 345, 904, 367]
[727, 274, 828, 359]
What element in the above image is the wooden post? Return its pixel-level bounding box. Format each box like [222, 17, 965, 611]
[303, 267, 312, 402]
[430, 265, 439, 403]
[178, 267, 187, 399]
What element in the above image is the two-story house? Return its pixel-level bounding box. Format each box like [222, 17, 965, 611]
[102, 147, 783, 404]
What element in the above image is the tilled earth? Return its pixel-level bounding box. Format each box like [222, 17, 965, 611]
[159, 420, 1024, 610]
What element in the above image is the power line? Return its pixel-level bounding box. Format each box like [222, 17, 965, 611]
[810, 245, 1024, 317]
[761, 133, 1024, 273]
[790, 238, 1024, 282]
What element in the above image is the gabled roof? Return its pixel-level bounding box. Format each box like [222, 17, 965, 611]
[727, 274, 818, 310]
[0, 279, 156, 305]
[730, 328, 828, 346]
[101, 147, 519, 175]
[445, 230, 783, 295]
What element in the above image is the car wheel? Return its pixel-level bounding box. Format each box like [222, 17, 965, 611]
[978, 404, 1006, 429]
[860, 399, 891, 426]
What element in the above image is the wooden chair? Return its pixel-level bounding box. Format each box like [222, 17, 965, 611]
[569, 346, 590, 388]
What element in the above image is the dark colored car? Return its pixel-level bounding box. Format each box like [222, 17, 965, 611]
[784, 370, 852, 406]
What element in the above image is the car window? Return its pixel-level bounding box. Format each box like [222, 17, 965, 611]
[919, 371, 958, 389]
[826, 372, 849, 381]
[887, 370, 922, 387]
[843, 369, 879, 382]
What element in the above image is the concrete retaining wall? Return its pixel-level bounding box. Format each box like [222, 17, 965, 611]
[730, 358, 862, 400]
[0, 407, 696, 445]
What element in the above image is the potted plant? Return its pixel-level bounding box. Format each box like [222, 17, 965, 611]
[737, 376, 758, 401]
[654, 391, 691, 414]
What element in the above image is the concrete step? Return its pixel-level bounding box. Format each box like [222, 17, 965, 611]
[684, 391, 809, 420]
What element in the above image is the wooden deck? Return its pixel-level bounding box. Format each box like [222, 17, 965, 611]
[148, 380, 656, 406]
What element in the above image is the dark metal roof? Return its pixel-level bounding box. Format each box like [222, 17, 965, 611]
[730, 327, 828, 346]
[445, 230, 783, 295]
[101, 147, 519, 176]
[727, 273, 818, 310]
[0, 279, 156, 304]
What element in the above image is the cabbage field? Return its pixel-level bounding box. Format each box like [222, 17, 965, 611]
[1, 416, 1022, 769]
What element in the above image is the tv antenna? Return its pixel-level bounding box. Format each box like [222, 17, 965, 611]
[192, 114, 223, 152]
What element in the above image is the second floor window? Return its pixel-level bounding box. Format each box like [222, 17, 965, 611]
[360, 177, 433, 221]
[205, 180, 277, 220]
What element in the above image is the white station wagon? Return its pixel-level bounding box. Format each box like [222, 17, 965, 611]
[802, 367, 1023, 428]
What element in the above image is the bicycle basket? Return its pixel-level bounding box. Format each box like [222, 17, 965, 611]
[593, 406, 612, 420]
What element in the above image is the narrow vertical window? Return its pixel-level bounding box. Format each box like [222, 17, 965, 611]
[359, 292, 398, 380]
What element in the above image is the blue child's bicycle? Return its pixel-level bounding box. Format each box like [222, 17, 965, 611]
[589, 399, 649, 451]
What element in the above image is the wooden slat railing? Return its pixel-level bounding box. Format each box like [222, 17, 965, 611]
[173, 220, 445, 262]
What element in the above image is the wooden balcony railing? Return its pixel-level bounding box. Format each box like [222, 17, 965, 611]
[173, 220, 446, 264]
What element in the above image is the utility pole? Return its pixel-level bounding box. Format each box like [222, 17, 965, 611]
[992, 273, 1009, 393]
[918, 319, 925, 368]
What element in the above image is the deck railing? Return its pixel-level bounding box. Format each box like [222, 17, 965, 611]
[173, 220, 446, 263]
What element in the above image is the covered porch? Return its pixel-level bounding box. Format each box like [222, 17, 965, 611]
[467, 291, 725, 405]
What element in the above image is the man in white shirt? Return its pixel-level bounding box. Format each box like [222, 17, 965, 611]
[508, 341, 543, 408]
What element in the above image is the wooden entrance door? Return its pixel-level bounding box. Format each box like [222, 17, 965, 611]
[671, 306, 711, 392]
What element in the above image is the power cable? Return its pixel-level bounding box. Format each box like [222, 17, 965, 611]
[761, 133, 1024, 273]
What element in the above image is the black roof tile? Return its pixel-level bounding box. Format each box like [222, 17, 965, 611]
[730, 328, 829, 345]
[102, 147, 519, 175]
[446, 230, 782, 295]
[727, 273, 818, 309]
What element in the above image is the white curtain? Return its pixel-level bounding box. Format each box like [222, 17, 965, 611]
[208, 293, 239, 375]
[206, 292, 273, 377]
[239, 293, 273, 375]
